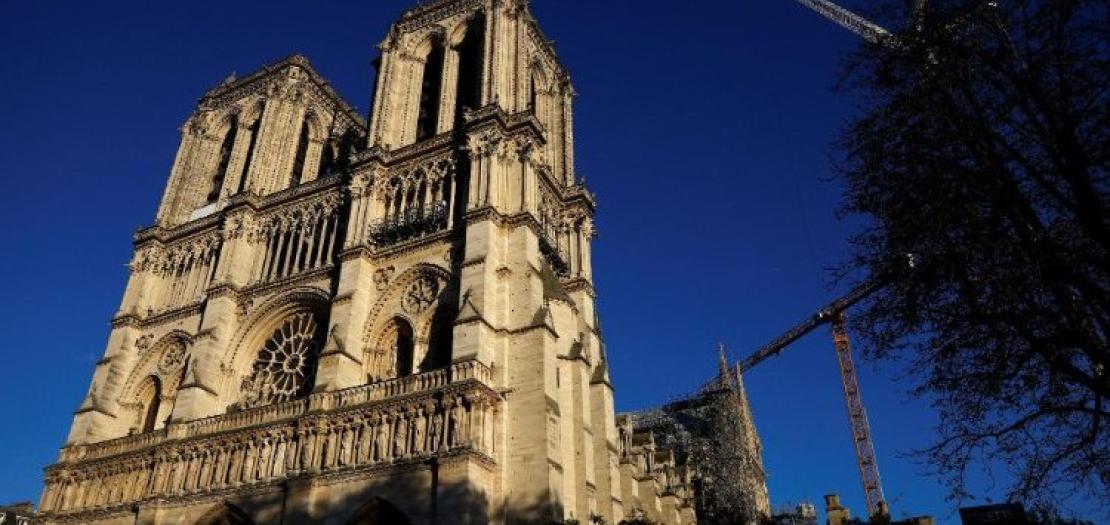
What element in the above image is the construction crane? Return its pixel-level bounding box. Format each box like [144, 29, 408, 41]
[791, 0, 892, 44]
[727, 1, 902, 517]
[734, 277, 887, 516]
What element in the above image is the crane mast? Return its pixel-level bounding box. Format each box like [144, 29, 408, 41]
[733, 276, 888, 517]
[832, 313, 886, 515]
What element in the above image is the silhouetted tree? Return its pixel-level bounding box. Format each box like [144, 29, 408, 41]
[836, 0, 1108, 509]
[1029, 508, 1097, 525]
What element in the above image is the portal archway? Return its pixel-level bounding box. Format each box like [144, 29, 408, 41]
[195, 502, 254, 525]
[345, 497, 412, 525]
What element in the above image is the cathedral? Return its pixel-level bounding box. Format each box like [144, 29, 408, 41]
[37, 1, 767, 524]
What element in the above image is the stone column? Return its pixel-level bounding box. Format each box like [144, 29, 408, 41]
[300, 137, 326, 184]
[437, 46, 461, 134]
[220, 124, 254, 199]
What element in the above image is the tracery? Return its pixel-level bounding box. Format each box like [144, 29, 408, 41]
[240, 313, 324, 408]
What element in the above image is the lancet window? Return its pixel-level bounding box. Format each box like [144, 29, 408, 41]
[138, 377, 163, 433]
[318, 142, 336, 179]
[237, 107, 264, 194]
[416, 41, 445, 141]
[290, 120, 310, 186]
[454, 13, 485, 123]
[207, 117, 238, 204]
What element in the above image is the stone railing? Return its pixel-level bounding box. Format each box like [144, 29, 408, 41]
[182, 397, 307, 440]
[538, 230, 570, 276]
[367, 202, 450, 248]
[58, 362, 492, 465]
[43, 363, 498, 518]
[59, 430, 168, 463]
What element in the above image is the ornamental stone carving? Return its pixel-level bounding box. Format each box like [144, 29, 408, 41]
[134, 335, 154, 353]
[402, 275, 440, 314]
[157, 344, 188, 374]
[373, 266, 396, 291]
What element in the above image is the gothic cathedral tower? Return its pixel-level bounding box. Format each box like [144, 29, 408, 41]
[39, 1, 698, 524]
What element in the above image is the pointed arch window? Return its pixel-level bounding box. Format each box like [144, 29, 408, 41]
[454, 13, 486, 123]
[207, 117, 237, 204]
[318, 142, 335, 179]
[416, 42, 445, 141]
[394, 318, 415, 378]
[370, 317, 416, 383]
[290, 121, 310, 187]
[138, 377, 163, 433]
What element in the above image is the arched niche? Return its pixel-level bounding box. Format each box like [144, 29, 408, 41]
[368, 316, 416, 383]
[345, 497, 412, 525]
[195, 502, 255, 525]
[135, 376, 163, 433]
[118, 332, 192, 434]
[362, 264, 455, 383]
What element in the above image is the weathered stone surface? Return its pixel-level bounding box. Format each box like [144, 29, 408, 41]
[41, 2, 750, 524]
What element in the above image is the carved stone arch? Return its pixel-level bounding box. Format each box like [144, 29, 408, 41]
[446, 12, 482, 47]
[195, 502, 255, 525]
[363, 263, 450, 341]
[345, 497, 412, 525]
[366, 316, 417, 382]
[407, 26, 448, 61]
[239, 97, 267, 126]
[118, 331, 193, 405]
[529, 58, 553, 93]
[225, 287, 330, 409]
[211, 110, 240, 140]
[302, 108, 329, 141]
[362, 263, 452, 380]
[226, 287, 331, 371]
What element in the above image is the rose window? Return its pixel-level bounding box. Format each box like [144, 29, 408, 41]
[241, 313, 322, 409]
[402, 275, 440, 314]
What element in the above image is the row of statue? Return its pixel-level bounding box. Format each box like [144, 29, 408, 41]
[41, 391, 495, 515]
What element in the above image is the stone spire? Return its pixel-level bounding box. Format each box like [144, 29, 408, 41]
[716, 343, 772, 517]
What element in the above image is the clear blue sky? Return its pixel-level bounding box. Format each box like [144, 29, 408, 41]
[0, 1, 1088, 523]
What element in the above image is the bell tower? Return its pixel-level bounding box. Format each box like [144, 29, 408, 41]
[326, 0, 612, 520]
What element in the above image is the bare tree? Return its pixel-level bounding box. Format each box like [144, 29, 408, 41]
[836, 0, 1108, 509]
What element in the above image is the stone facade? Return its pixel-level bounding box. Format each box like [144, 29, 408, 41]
[39, 1, 700, 524]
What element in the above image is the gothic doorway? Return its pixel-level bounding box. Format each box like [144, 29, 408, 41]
[346, 497, 412, 525]
[194, 503, 254, 525]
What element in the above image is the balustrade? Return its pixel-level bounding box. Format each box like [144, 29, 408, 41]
[363, 153, 458, 248]
[41, 362, 496, 517]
